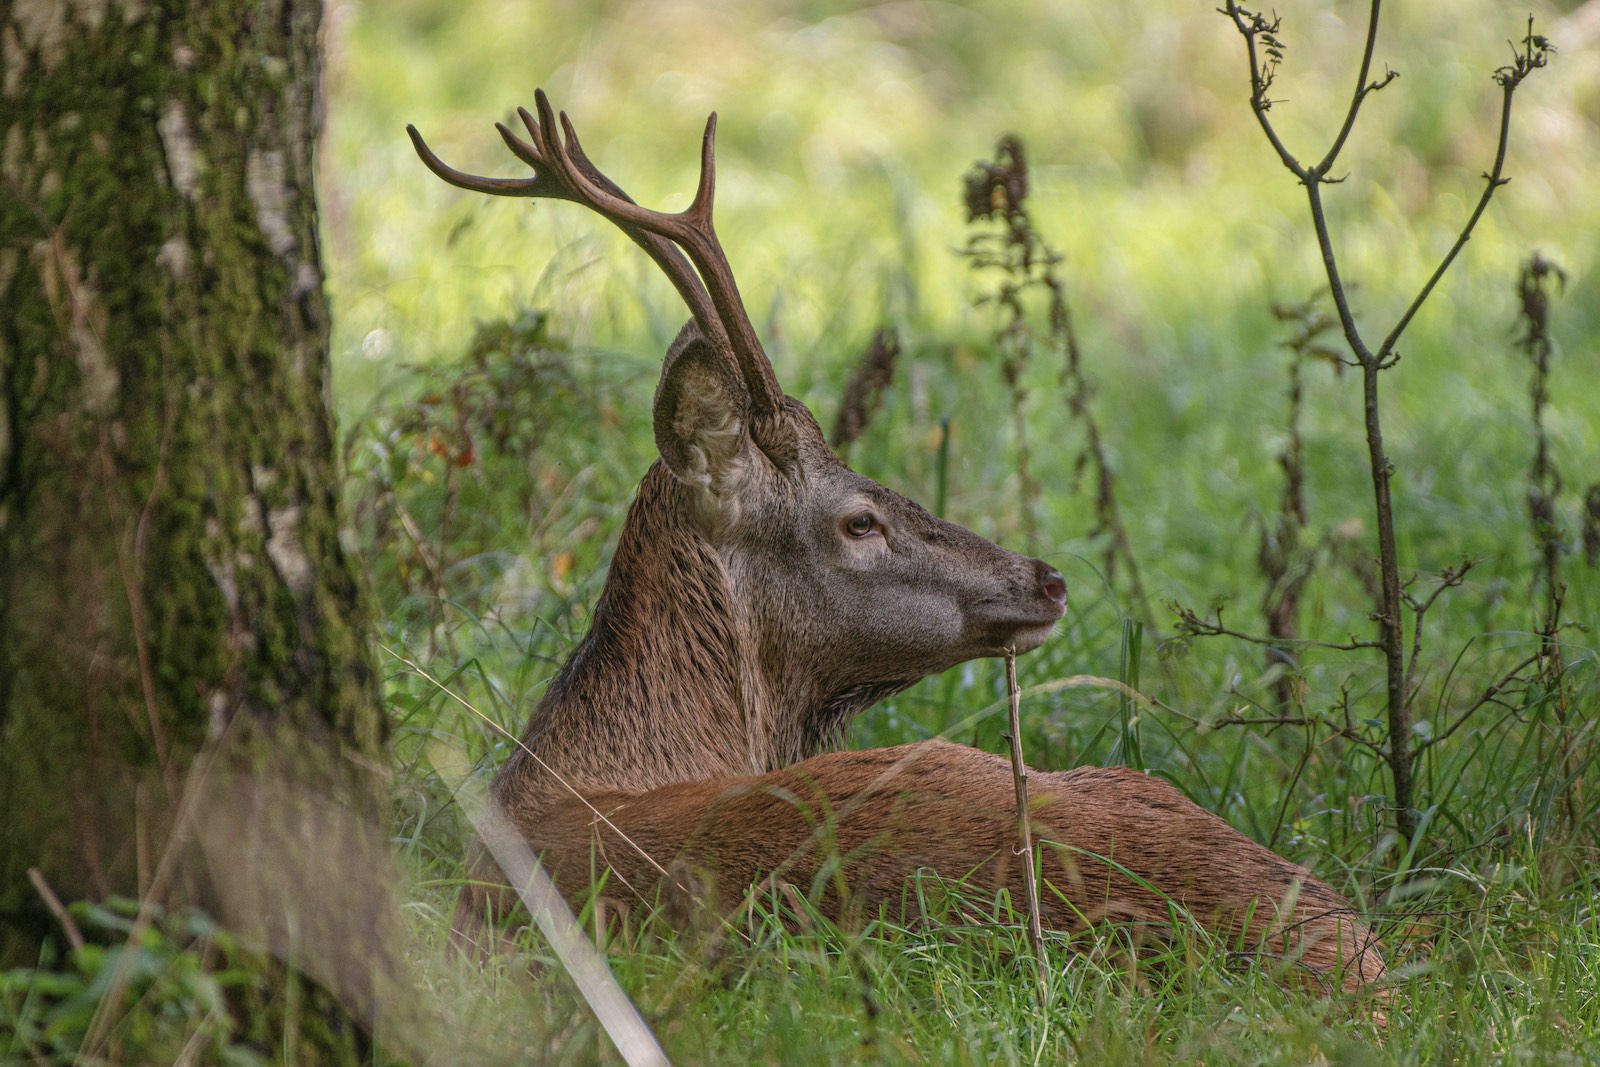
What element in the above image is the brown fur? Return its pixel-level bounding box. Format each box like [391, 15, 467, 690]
[417, 99, 1386, 997]
[466, 739, 1383, 993]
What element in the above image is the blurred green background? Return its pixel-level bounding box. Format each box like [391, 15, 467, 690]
[317, 0, 1600, 904]
[322, 0, 1599, 589]
[309, 0, 1600, 1058]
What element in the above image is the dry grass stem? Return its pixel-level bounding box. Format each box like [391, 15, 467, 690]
[1004, 650, 1048, 1003]
[27, 866, 86, 952]
[462, 781, 672, 1067]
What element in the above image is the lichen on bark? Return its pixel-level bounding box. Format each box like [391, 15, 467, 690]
[0, 4, 391, 1047]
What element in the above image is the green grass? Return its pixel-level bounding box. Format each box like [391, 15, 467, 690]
[5, 3, 1596, 1062]
[17, 0, 1597, 1063]
[319, 0, 1600, 1061]
[356, 865, 1600, 1064]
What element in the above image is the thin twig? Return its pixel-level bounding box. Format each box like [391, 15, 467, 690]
[27, 867, 86, 951]
[1418, 652, 1543, 751]
[1004, 650, 1048, 1004]
[1222, 3, 1307, 175]
[1375, 65, 1529, 362]
[1198, 712, 1388, 755]
[1173, 604, 1378, 652]
[1316, 0, 1397, 175]
[1402, 560, 1475, 705]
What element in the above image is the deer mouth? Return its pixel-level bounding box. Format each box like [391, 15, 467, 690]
[994, 619, 1060, 655]
[969, 603, 1065, 656]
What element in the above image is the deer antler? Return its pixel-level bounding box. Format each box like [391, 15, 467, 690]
[406, 90, 785, 418]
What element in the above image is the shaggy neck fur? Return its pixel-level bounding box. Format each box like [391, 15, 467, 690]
[499, 461, 876, 811]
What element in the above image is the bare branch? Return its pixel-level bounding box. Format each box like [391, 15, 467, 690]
[1419, 652, 1543, 751]
[1173, 602, 1379, 652]
[1193, 711, 1388, 755]
[1220, 2, 1309, 178]
[1402, 560, 1476, 704]
[1316, 0, 1398, 175]
[1302, 180, 1375, 364]
[1376, 23, 1552, 362]
[1220, 3, 1554, 845]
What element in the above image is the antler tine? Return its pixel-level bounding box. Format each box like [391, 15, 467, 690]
[509, 104, 722, 346]
[412, 91, 786, 418]
[517, 107, 626, 210]
[535, 94, 785, 416]
[493, 120, 558, 189]
[680, 111, 785, 416]
[688, 111, 718, 230]
[405, 124, 556, 199]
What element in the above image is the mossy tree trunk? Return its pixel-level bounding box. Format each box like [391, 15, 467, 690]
[0, 0, 390, 1035]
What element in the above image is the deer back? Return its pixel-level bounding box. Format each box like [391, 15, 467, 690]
[485, 740, 1385, 994]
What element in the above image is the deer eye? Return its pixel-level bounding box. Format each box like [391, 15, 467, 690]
[843, 514, 879, 539]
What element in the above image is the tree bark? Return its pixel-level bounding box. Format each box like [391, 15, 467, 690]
[0, 0, 390, 1036]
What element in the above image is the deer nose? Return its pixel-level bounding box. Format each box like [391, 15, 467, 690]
[1035, 561, 1067, 609]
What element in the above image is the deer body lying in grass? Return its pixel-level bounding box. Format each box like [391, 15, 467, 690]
[408, 93, 1386, 994]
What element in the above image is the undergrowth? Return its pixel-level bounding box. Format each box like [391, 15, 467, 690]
[341, 278, 1599, 1063]
[8, 0, 1598, 1062]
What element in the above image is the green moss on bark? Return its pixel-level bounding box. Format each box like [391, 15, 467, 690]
[0, 0, 386, 1008]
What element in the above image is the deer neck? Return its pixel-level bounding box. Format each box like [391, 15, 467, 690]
[505, 464, 793, 806]
[741, 598, 920, 767]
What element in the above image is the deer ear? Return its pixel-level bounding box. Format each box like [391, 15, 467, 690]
[653, 322, 758, 502]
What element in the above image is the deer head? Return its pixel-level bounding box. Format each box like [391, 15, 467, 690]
[408, 94, 1067, 802]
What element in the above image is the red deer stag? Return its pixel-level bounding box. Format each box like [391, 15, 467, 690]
[407, 93, 1385, 994]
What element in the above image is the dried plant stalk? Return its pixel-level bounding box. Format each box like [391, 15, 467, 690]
[831, 328, 902, 449]
[962, 136, 1147, 606]
[1004, 650, 1048, 1002]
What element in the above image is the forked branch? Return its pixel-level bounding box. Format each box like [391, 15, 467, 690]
[1375, 20, 1552, 363]
[1218, 2, 1551, 846]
